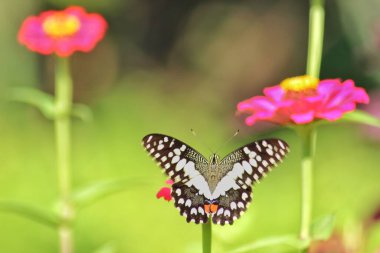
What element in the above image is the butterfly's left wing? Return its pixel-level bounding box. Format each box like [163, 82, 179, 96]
[211, 139, 289, 225]
[143, 134, 211, 224]
[172, 183, 209, 224]
[142, 134, 208, 184]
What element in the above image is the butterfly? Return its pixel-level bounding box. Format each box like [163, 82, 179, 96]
[142, 133, 289, 225]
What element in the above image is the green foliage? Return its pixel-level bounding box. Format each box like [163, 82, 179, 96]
[341, 110, 380, 128]
[0, 201, 59, 228]
[310, 214, 335, 241]
[10, 87, 93, 121]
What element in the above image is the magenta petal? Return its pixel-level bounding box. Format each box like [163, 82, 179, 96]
[250, 97, 277, 111]
[317, 110, 344, 121]
[245, 115, 256, 126]
[263, 85, 284, 102]
[156, 187, 172, 201]
[165, 179, 174, 185]
[290, 111, 314, 124]
[353, 87, 370, 104]
[237, 101, 254, 111]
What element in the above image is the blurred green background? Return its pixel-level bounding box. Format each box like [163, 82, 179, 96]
[1, 0, 380, 252]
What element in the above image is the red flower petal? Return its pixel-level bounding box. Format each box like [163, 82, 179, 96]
[237, 77, 370, 126]
[156, 187, 172, 201]
[18, 6, 107, 57]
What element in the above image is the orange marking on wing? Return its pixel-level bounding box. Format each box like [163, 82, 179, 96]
[204, 204, 211, 213]
[210, 204, 218, 213]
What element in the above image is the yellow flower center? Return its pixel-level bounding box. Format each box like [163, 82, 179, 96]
[280, 75, 319, 92]
[43, 13, 80, 37]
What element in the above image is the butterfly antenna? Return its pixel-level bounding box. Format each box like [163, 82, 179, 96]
[190, 129, 214, 154]
[214, 129, 240, 154]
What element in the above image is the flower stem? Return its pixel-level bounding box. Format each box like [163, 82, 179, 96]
[202, 220, 212, 253]
[306, 0, 325, 78]
[298, 127, 316, 241]
[55, 56, 74, 253]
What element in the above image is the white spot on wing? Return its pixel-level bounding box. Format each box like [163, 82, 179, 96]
[230, 202, 237, 210]
[172, 156, 180, 164]
[178, 198, 184, 204]
[175, 158, 187, 171]
[217, 208, 224, 216]
[278, 140, 285, 149]
[249, 158, 257, 167]
[242, 161, 253, 174]
[185, 199, 192, 207]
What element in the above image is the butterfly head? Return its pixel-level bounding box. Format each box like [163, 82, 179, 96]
[210, 154, 219, 165]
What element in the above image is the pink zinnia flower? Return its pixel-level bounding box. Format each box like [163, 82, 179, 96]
[237, 76, 370, 125]
[18, 6, 107, 57]
[156, 179, 173, 201]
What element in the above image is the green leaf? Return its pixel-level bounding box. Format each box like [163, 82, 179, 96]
[341, 110, 380, 128]
[93, 242, 117, 253]
[10, 87, 55, 119]
[229, 235, 309, 253]
[0, 200, 59, 228]
[72, 103, 93, 121]
[311, 214, 335, 240]
[72, 179, 143, 209]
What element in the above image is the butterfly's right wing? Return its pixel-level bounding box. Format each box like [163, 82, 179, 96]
[218, 138, 290, 189]
[211, 139, 289, 225]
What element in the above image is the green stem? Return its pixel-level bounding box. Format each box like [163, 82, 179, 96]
[298, 127, 316, 241]
[306, 0, 325, 78]
[203, 221, 212, 253]
[55, 56, 74, 253]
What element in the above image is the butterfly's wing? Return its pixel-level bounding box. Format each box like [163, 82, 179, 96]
[212, 186, 252, 225]
[142, 134, 211, 223]
[142, 134, 208, 184]
[211, 139, 289, 225]
[172, 183, 209, 224]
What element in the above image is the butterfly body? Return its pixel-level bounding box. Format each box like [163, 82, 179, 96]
[142, 133, 289, 225]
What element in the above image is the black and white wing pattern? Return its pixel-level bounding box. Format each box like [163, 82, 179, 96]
[211, 139, 290, 225]
[142, 134, 210, 223]
[143, 134, 290, 226]
[212, 186, 252, 225]
[172, 183, 209, 224]
[142, 134, 208, 184]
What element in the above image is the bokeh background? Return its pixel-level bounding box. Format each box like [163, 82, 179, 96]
[1, 0, 380, 252]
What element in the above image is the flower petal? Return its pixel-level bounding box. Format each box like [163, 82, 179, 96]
[290, 111, 315, 124]
[156, 187, 172, 201]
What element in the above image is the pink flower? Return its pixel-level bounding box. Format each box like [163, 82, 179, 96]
[237, 76, 370, 125]
[156, 179, 173, 201]
[18, 6, 107, 57]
